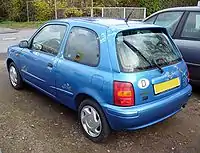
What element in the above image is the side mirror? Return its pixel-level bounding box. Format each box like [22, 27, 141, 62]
[19, 40, 29, 48]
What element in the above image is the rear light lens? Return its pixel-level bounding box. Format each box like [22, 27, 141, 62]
[113, 81, 135, 107]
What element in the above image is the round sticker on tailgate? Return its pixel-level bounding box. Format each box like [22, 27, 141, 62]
[138, 78, 150, 89]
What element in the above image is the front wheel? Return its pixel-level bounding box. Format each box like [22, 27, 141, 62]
[78, 99, 111, 143]
[9, 62, 23, 90]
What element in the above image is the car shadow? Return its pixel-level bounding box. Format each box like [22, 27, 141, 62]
[22, 83, 180, 145]
[23, 83, 77, 120]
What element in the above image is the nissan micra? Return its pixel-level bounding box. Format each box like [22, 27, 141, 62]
[6, 18, 192, 142]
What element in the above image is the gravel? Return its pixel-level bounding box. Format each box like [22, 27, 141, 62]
[0, 53, 200, 153]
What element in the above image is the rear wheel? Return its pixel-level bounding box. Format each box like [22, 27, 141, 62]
[78, 99, 111, 142]
[9, 62, 23, 90]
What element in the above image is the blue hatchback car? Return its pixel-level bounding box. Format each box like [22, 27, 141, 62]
[7, 18, 192, 142]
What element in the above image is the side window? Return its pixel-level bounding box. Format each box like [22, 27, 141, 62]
[64, 27, 100, 66]
[154, 12, 183, 36]
[145, 15, 157, 24]
[181, 12, 200, 39]
[32, 25, 67, 55]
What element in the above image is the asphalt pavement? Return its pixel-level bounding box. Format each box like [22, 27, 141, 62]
[0, 28, 36, 53]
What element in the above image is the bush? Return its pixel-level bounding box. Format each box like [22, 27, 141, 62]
[65, 7, 83, 17]
[139, 0, 198, 16]
[139, 0, 160, 16]
[8, 0, 27, 22]
[33, 0, 53, 21]
[0, 17, 3, 23]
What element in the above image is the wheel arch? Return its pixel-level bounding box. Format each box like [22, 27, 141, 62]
[75, 92, 112, 133]
[6, 58, 14, 70]
[74, 93, 100, 110]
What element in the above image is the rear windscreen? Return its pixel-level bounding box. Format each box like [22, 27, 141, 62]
[116, 29, 182, 72]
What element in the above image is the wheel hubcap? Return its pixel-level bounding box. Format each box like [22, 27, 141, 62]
[81, 105, 102, 138]
[9, 66, 18, 87]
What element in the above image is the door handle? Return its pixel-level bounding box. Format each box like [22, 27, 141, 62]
[47, 63, 53, 68]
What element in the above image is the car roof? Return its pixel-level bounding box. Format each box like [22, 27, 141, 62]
[51, 17, 161, 31]
[145, 6, 200, 20]
[143, 6, 200, 21]
[159, 6, 200, 12]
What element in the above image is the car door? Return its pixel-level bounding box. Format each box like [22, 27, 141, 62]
[55, 27, 101, 109]
[20, 24, 67, 96]
[173, 11, 200, 83]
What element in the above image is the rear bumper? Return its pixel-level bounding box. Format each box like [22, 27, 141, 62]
[102, 85, 192, 131]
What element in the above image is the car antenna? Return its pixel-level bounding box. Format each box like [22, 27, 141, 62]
[125, 9, 134, 25]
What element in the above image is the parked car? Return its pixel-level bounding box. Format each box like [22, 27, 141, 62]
[6, 18, 192, 142]
[144, 6, 200, 85]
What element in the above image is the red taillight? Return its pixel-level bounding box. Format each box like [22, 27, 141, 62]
[113, 81, 135, 107]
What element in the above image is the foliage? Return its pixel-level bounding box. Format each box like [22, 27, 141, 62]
[57, 1, 68, 9]
[65, 7, 83, 17]
[0, 0, 199, 22]
[33, 0, 53, 21]
[139, 0, 198, 16]
[7, 0, 27, 22]
[116, 0, 139, 7]
[139, 0, 160, 16]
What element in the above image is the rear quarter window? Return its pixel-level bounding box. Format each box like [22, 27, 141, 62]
[64, 27, 100, 67]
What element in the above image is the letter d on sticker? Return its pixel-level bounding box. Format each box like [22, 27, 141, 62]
[138, 78, 150, 89]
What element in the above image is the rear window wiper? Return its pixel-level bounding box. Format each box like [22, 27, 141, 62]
[123, 39, 164, 73]
[152, 59, 164, 73]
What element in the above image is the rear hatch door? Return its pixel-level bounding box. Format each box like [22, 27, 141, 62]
[114, 28, 189, 105]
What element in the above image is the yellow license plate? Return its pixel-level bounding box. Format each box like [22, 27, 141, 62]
[154, 78, 180, 95]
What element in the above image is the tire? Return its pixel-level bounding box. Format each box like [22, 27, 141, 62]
[78, 99, 111, 143]
[8, 62, 23, 90]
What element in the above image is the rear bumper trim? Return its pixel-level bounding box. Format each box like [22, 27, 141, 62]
[102, 85, 192, 130]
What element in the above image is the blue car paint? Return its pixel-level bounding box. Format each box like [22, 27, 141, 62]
[7, 18, 192, 131]
[103, 85, 191, 130]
